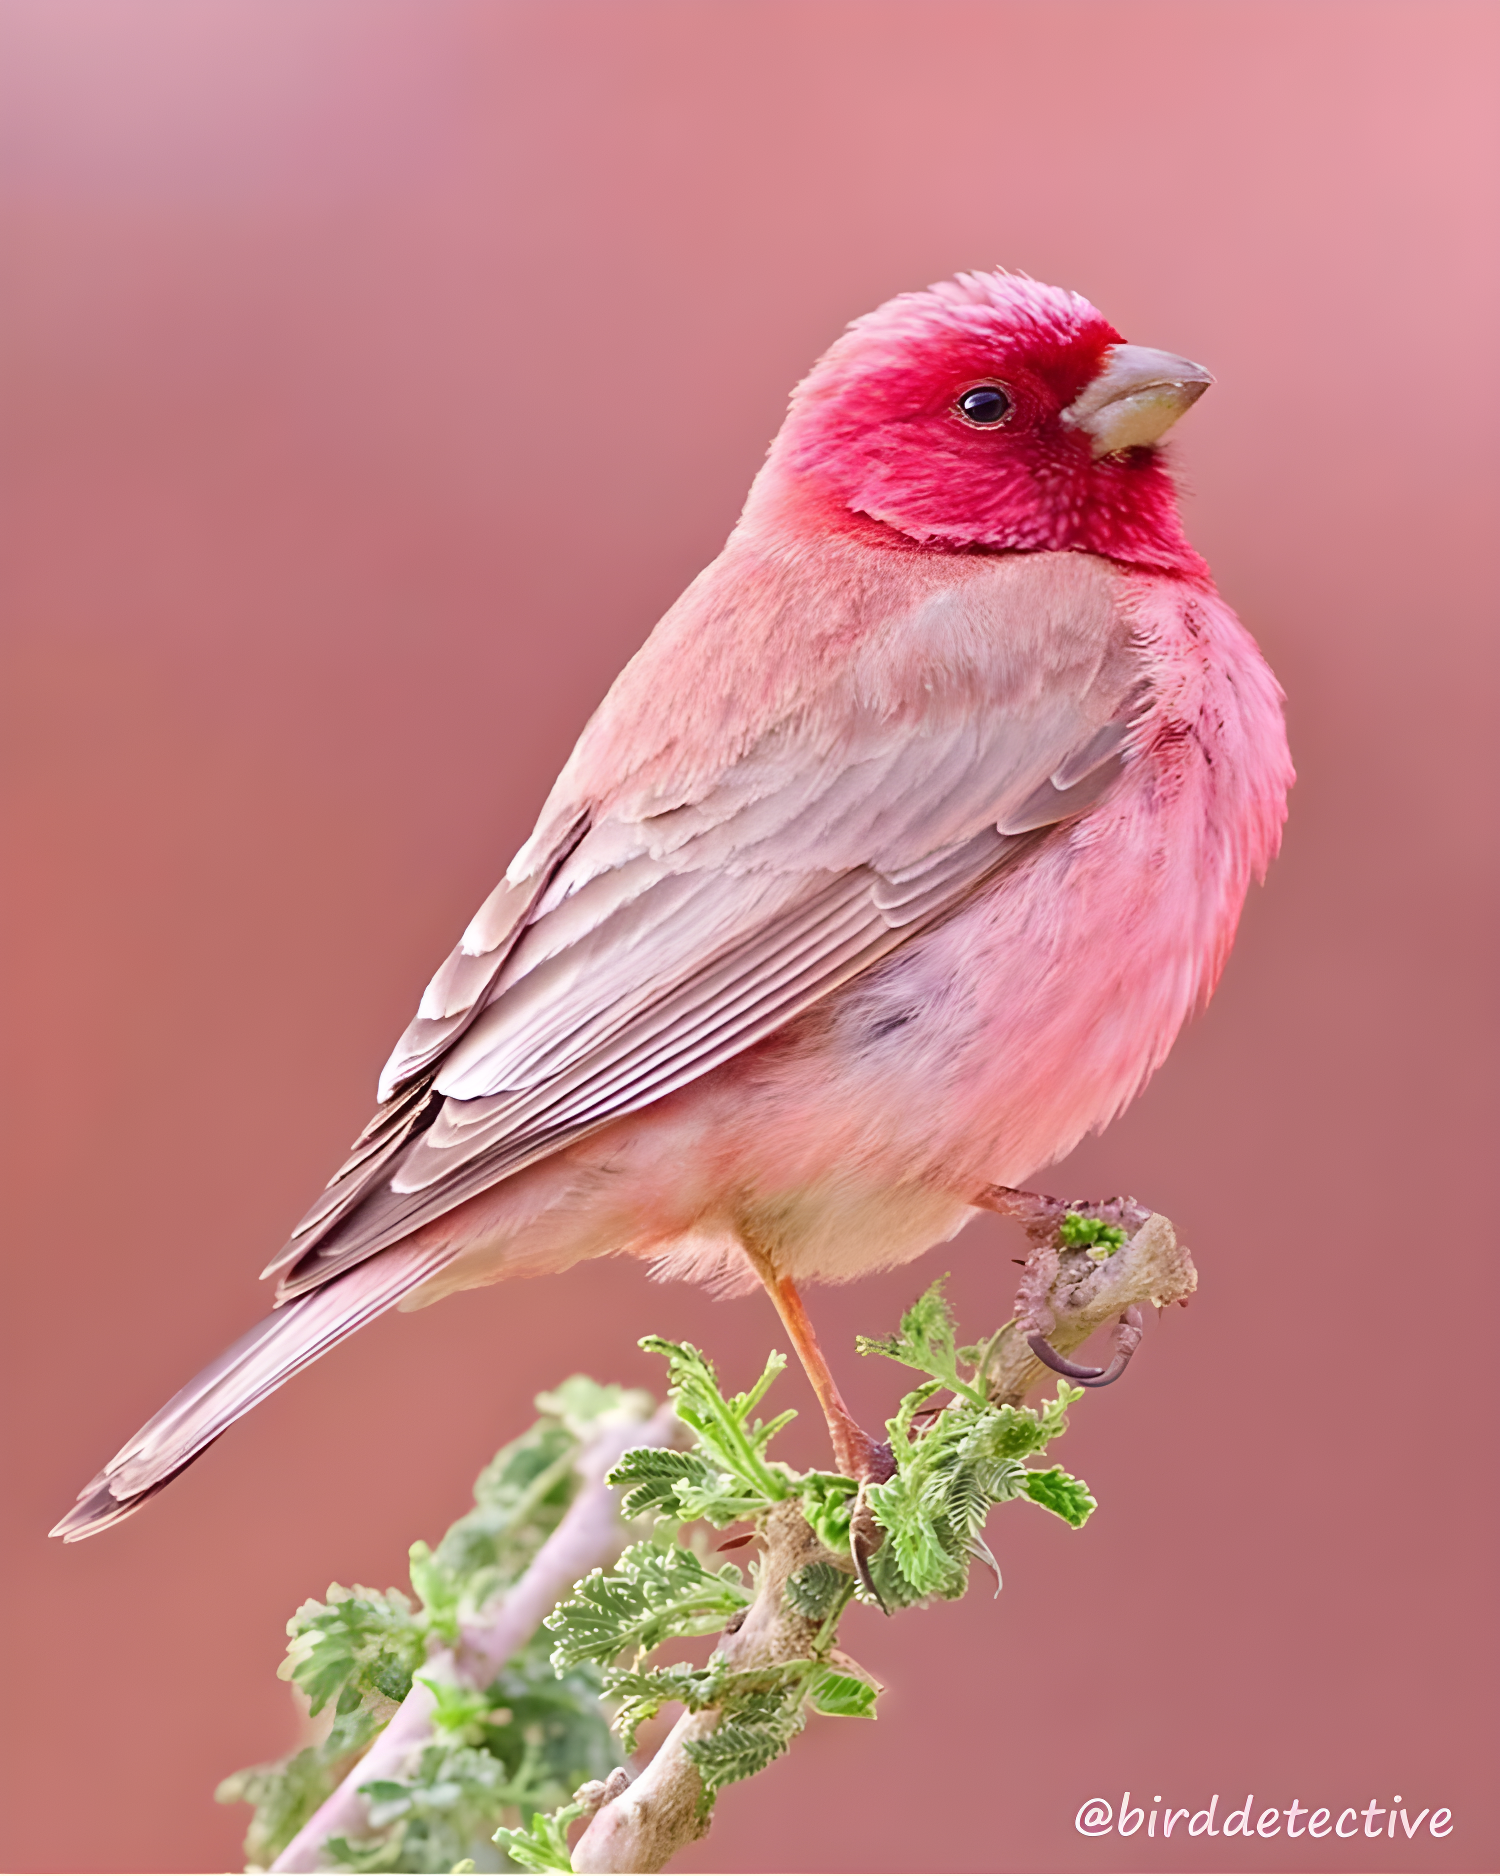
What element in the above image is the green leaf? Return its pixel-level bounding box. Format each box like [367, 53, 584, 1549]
[783, 1559, 852, 1622]
[323, 1829, 406, 1871]
[417, 1678, 492, 1742]
[807, 1667, 879, 1718]
[856, 1276, 969, 1395]
[408, 1542, 462, 1643]
[493, 1799, 585, 1873]
[603, 1661, 710, 1753]
[669, 1474, 773, 1526]
[1021, 1465, 1097, 1527]
[546, 1539, 751, 1670]
[604, 1445, 767, 1528]
[332, 1726, 602, 1873]
[637, 1338, 793, 1507]
[360, 1780, 416, 1828]
[217, 1706, 383, 1869]
[796, 1472, 857, 1554]
[279, 1585, 425, 1717]
[606, 1447, 719, 1521]
[856, 1529, 927, 1612]
[860, 1373, 1093, 1607]
[483, 1628, 622, 1796]
[601, 1657, 818, 1754]
[866, 1472, 966, 1601]
[682, 1685, 806, 1797]
[1031, 1379, 1085, 1444]
[855, 1279, 992, 1407]
[532, 1374, 654, 1440]
[431, 1419, 583, 1617]
[603, 1658, 734, 1752]
[981, 1401, 1050, 1461]
[1057, 1211, 1128, 1255]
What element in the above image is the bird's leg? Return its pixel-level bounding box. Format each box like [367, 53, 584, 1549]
[748, 1258, 895, 1606]
[976, 1183, 1153, 1388]
[757, 1267, 892, 1483]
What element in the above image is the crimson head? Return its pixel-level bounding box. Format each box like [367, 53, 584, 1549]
[755, 270, 1213, 577]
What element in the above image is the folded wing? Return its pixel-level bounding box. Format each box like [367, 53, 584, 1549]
[270, 566, 1146, 1301]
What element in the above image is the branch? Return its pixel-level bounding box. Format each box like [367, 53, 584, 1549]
[979, 1201, 1197, 1404]
[570, 1206, 1195, 1875]
[571, 1498, 841, 1874]
[270, 1402, 681, 1874]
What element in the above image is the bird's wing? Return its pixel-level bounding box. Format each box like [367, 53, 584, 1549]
[270, 553, 1144, 1298]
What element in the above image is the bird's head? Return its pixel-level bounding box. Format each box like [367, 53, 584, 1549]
[754, 270, 1211, 576]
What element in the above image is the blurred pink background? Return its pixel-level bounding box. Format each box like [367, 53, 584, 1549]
[2, 3, 1496, 1871]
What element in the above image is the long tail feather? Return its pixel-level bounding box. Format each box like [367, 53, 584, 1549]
[51, 1241, 449, 1542]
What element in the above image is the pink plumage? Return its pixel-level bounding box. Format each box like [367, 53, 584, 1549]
[55, 271, 1291, 1540]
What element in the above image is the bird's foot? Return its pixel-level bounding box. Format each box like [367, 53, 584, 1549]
[977, 1182, 1152, 1245]
[842, 1434, 897, 1611]
[977, 1184, 1155, 1391]
[1028, 1303, 1144, 1387]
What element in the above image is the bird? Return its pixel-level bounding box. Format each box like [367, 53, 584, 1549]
[53, 269, 1291, 1543]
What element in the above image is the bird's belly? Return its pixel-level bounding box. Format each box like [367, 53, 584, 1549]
[667, 749, 1244, 1279]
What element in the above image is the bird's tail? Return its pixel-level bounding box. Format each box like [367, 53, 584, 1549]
[51, 1241, 449, 1541]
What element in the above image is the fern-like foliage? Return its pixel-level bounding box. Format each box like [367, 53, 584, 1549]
[605, 1446, 721, 1522]
[856, 1278, 1095, 1606]
[545, 1537, 752, 1669]
[491, 1797, 587, 1873]
[631, 1337, 796, 1515]
[854, 1274, 986, 1404]
[806, 1666, 880, 1718]
[509, 1291, 1101, 1855]
[280, 1586, 428, 1717]
[219, 1381, 641, 1871]
[216, 1708, 384, 1872]
[1021, 1464, 1098, 1526]
[229, 1287, 1108, 1872]
[681, 1685, 808, 1798]
[783, 1559, 851, 1621]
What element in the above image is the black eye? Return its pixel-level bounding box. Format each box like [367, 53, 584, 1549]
[956, 384, 1013, 426]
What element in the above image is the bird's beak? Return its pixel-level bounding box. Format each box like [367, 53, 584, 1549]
[1061, 344, 1214, 457]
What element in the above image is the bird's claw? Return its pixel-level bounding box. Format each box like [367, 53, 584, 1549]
[845, 1439, 895, 1612]
[1026, 1305, 1144, 1388]
[849, 1482, 889, 1611]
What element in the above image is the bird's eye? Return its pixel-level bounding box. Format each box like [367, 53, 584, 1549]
[956, 384, 1013, 427]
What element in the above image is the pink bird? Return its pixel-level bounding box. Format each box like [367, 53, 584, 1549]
[54, 270, 1291, 1545]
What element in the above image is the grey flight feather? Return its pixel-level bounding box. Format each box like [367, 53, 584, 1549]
[50, 1241, 452, 1540]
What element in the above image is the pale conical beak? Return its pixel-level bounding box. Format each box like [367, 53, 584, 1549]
[1061, 344, 1214, 457]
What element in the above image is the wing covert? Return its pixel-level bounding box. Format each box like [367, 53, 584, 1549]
[270, 552, 1147, 1300]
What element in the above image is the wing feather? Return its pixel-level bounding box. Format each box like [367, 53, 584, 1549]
[271, 557, 1147, 1301]
[377, 809, 590, 1092]
[52, 1242, 451, 1538]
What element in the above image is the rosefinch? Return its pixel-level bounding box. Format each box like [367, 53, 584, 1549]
[55, 270, 1290, 1542]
